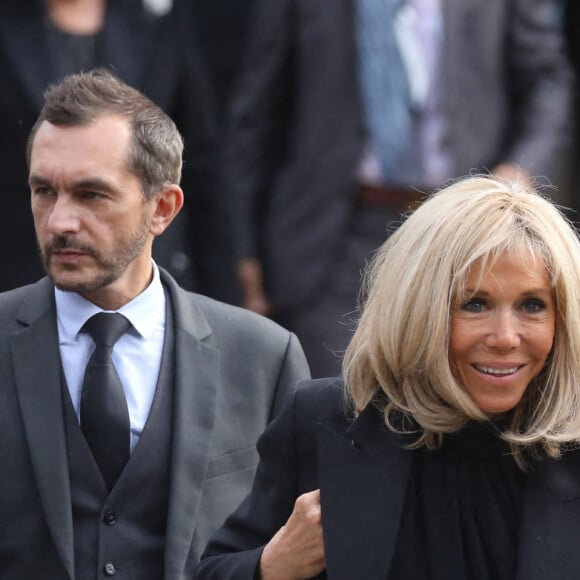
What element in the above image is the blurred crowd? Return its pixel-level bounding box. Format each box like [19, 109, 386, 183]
[1, 0, 579, 377]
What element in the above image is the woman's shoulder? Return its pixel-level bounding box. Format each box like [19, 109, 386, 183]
[290, 376, 355, 431]
[295, 376, 351, 407]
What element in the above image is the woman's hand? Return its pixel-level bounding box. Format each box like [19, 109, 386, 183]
[259, 489, 326, 580]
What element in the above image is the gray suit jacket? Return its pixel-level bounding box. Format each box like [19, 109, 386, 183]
[225, 0, 572, 313]
[0, 268, 310, 579]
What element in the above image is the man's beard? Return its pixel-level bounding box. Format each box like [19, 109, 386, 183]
[40, 221, 150, 293]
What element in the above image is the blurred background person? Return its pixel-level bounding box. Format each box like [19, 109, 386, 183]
[198, 175, 580, 580]
[0, 0, 238, 303]
[224, 0, 572, 377]
[188, 0, 258, 128]
[564, 0, 580, 221]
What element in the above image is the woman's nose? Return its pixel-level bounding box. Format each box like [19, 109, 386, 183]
[484, 311, 521, 350]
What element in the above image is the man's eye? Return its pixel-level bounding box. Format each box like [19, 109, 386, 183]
[83, 191, 104, 200]
[461, 298, 486, 313]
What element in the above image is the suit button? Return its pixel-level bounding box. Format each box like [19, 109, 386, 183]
[104, 562, 116, 576]
[103, 510, 117, 525]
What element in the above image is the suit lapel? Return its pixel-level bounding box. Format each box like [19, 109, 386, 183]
[12, 279, 74, 579]
[517, 452, 580, 579]
[161, 273, 219, 579]
[318, 404, 412, 580]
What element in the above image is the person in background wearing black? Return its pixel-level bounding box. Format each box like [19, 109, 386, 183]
[0, 0, 238, 303]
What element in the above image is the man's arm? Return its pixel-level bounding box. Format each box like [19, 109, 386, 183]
[223, 0, 296, 313]
[499, 0, 573, 179]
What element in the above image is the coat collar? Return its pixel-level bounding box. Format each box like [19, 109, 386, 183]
[317, 392, 580, 580]
[158, 269, 220, 580]
[12, 277, 75, 579]
[317, 401, 412, 580]
[517, 450, 580, 580]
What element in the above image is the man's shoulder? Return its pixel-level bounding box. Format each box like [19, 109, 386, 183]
[191, 292, 296, 345]
[172, 279, 295, 341]
[192, 292, 282, 326]
[0, 279, 52, 337]
[0, 281, 42, 315]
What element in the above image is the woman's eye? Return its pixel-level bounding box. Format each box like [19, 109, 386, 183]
[521, 298, 545, 314]
[461, 298, 486, 313]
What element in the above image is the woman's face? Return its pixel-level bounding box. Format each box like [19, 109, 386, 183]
[449, 250, 555, 415]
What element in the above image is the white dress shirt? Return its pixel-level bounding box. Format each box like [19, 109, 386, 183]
[55, 262, 166, 453]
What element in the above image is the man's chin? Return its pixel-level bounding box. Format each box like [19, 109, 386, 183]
[48, 269, 112, 294]
[51, 277, 96, 294]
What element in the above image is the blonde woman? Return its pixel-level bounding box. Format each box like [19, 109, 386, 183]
[197, 176, 580, 580]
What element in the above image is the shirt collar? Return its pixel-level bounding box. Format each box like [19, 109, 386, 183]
[55, 261, 166, 343]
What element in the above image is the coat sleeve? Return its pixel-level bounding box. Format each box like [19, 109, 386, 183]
[195, 384, 308, 579]
[195, 379, 341, 579]
[502, 0, 573, 178]
[222, 0, 296, 260]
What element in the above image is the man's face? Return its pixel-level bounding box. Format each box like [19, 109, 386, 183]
[29, 115, 157, 308]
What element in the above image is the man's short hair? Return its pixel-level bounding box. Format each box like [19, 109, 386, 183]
[27, 68, 184, 199]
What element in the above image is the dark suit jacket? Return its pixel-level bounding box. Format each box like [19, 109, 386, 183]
[0, 268, 310, 579]
[0, 0, 236, 301]
[224, 0, 572, 314]
[197, 378, 580, 579]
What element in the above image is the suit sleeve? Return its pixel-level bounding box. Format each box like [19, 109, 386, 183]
[195, 385, 307, 579]
[503, 0, 573, 177]
[222, 0, 296, 260]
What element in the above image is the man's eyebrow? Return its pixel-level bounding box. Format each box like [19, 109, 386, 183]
[71, 177, 117, 193]
[28, 175, 118, 193]
[28, 174, 50, 188]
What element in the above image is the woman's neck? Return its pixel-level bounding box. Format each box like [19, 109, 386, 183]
[46, 0, 106, 35]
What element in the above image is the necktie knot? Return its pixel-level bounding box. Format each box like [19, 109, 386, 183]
[84, 312, 131, 348]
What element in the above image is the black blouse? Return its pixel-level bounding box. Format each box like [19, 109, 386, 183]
[389, 421, 527, 580]
[47, 23, 100, 80]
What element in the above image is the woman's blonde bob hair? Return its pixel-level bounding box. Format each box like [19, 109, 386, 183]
[343, 175, 580, 464]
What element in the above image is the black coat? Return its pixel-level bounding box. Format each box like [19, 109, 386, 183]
[198, 378, 580, 579]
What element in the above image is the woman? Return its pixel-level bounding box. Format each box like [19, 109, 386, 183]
[196, 176, 580, 580]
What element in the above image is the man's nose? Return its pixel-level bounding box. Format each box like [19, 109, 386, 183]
[46, 196, 81, 234]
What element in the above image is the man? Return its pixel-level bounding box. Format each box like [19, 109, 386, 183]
[225, 0, 572, 377]
[0, 69, 310, 579]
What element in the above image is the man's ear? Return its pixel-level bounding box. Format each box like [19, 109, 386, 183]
[149, 184, 184, 236]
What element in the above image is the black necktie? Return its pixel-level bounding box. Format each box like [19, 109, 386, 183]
[81, 312, 131, 490]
